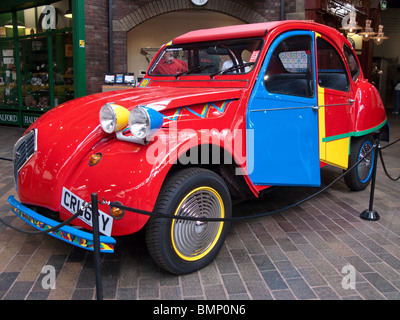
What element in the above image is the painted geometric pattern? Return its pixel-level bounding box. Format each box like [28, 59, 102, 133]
[161, 100, 234, 121]
[10, 206, 114, 253]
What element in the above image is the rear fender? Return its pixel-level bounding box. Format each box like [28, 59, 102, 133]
[354, 81, 387, 135]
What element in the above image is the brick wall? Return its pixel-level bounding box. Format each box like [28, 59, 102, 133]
[111, 0, 296, 22]
[85, 0, 300, 95]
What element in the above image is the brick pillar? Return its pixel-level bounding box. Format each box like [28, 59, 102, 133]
[85, 0, 110, 95]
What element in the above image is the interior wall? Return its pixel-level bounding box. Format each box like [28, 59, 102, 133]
[373, 8, 400, 63]
[372, 8, 400, 107]
[127, 10, 245, 77]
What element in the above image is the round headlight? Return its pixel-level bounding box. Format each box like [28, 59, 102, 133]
[99, 103, 130, 133]
[129, 106, 150, 139]
[99, 103, 117, 133]
[129, 106, 163, 139]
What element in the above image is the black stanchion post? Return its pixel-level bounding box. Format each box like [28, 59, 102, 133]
[91, 193, 103, 300]
[360, 138, 380, 221]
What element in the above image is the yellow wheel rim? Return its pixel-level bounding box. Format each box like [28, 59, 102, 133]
[171, 187, 225, 261]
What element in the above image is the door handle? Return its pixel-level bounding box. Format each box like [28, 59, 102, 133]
[349, 99, 355, 104]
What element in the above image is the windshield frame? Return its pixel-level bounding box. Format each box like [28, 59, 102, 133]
[148, 37, 265, 78]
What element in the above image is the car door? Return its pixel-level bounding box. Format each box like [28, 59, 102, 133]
[246, 31, 320, 186]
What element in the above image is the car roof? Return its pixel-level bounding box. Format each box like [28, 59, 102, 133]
[172, 20, 341, 44]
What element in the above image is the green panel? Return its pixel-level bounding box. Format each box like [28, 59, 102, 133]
[72, 0, 85, 98]
[12, 11, 23, 114]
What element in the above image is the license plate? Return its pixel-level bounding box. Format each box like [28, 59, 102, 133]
[61, 187, 113, 236]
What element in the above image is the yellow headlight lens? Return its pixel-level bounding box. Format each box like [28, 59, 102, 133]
[99, 103, 130, 133]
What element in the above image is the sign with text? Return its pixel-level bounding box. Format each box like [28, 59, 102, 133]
[0, 111, 19, 125]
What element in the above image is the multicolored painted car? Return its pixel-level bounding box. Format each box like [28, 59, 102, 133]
[8, 21, 388, 274]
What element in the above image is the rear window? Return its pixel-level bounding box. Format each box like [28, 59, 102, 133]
[317, 38, 349, 92]
[343, 44, 361, 82]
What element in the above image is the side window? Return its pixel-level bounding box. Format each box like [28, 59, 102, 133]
[317, 38, 349, 92]
[264, 35, 314, 98]
[343, 44, 360, 82]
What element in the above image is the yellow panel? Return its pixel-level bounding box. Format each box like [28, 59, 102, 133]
[317, 87, 326, 160]
[324, 137, 350, 169]
[316, 32, 327, 162]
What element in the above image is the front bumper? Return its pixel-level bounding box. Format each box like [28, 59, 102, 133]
[8, 195, 116, 253]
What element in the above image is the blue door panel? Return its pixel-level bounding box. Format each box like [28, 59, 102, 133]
[247, 31, 321, 187]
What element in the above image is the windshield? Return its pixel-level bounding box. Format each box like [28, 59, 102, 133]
[149, 38, 264, 77]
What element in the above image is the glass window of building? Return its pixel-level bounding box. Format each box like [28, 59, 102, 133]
[0, 0, 74, 127]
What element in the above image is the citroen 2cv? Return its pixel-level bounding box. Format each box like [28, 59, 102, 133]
[8, 21, 388, 274]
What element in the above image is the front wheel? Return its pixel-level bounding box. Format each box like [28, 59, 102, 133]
[146, 168, 232, 274]
[344, 135, 375, 191]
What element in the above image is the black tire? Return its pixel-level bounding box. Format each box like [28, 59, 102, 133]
[344, 135, 375, 191]
[145, 168, 232, 274]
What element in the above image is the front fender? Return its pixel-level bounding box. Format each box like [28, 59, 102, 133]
[61, 129, 219, 236]
[62, 123, 252, 236]
[61, 138, 170, 236]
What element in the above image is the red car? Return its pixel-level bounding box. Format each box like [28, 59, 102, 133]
[9, 21, 388, 274]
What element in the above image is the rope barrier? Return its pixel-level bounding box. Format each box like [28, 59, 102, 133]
[379, 137, 400, 150]
[1, 136, 399, 301]
[2, 158, 370, 232]
[109, 141, 379, 222]
[1, 136, 399, 235]
[2, 137, 400, 233]
[378, 138, 400, 182]
[0, 209, 82, 235]
[112, 166, 352, 222]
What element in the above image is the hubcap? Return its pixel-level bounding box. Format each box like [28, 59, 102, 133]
[171, 187, 224, 261]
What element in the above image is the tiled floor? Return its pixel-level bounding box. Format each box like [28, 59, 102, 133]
[0, 113, 399, 300]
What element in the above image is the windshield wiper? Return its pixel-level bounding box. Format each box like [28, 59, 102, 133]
[210, 62, 255, 78]
[175, 64, 215, 78]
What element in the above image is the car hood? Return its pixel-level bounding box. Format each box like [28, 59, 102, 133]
[18, 86, 243, 210]
[28, 86, 244, 154]
[29, 86, 243, 131]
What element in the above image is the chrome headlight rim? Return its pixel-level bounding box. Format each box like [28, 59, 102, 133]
[128, 105, 163, 140]
[99, 102, 117, 134]
[128, 105, 150, 139]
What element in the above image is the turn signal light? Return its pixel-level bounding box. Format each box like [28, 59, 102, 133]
[89, 153, 102, 166]
[110, 202, 125, 220]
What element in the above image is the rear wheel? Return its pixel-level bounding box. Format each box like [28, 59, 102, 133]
[146, 168, 231, 274]
[344, 135, 375, 191]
